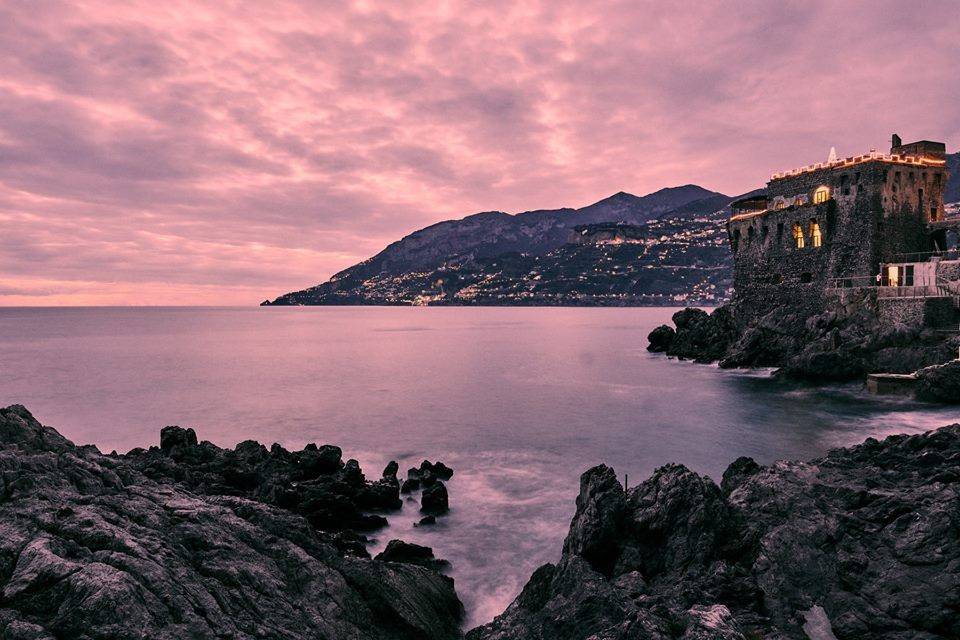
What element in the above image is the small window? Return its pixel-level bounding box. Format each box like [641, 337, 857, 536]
[854, 172, 861, 183]
[934, 173, 942, 185]
[747, 226, 755, 243]
[919, 188, 924, 205]
[777, 222, 784, 241]
[793, 222, 805, 248]
[813, 187, 830, 204]
[883, 170, 888, 182]
[931, 206, 939, 221]
[732, 229, 741, 251]
[794, 196, 804, 206]
[800, 273, 812, 283]
[810, 219, 822, 247]
[895, 171, 901, 181]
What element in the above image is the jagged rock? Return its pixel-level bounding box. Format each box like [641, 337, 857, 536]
[653, 301, 960, 392]
[159, 425, 197, 452]
[663, 307, 738, 363]
[383, 460, 400, 477]
[469, 423, 960, 639]
[915, 359, 960, 403]
[416, 515, 437, 527]
[421, 482, 449, 515]
[375, 540, 450, 571]
[646, 324, 675, 352]
[401, 477, 421, 494]
[419, 460, 455, 481]
[0, 405, 463, 640]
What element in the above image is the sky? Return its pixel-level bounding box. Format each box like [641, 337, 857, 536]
[1, 1, 958, 305]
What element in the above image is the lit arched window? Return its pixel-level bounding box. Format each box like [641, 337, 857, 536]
[813, 187, 830, 204]
[793, 222, 805, 248]
[809, 219, 822, 247]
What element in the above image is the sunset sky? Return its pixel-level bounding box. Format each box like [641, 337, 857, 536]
[1, 1, 957, 305]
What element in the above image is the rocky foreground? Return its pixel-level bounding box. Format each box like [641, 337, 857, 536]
[470, 424, 960, 640]
[3, 405, 960, 639]
[0, 405, 461, 640]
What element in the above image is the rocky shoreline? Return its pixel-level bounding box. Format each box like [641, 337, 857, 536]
[0, 405, 462, 640]
[647, 306, 960, 402]
[2, 405, 960, 639]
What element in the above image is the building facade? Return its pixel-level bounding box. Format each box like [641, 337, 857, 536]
[727, 135, 950, 320]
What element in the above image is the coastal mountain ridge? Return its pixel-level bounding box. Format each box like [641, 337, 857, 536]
[264, 184, 733, 305]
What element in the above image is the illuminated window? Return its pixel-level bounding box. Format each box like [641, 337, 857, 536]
[792, 223, 805, 248]
[813, 187, 830, 204]
[794, 196, 804, 206]
[809, 219, 822, 247]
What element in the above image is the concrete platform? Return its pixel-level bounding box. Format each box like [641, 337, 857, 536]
[867, 373, 918, 396]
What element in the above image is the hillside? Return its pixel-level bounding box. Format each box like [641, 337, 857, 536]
[265, 186, 732, 306]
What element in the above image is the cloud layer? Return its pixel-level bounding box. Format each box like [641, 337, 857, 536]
[1, 0, 957, 304]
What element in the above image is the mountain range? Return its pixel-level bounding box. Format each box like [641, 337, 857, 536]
[264, 152, 959, 306]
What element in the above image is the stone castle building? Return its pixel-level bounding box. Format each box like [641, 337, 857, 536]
[727, 134, 958, 326]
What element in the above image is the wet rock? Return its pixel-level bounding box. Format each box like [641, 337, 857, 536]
[401, 477, 421, 494]
[421, 482, 449, 515]
[375, 540, 450, 571]
[469, 423, 960, 640]
[383, 460, 399, 477]
[419, 459, 455, 480]
[415, 515, 436, 527]
[646, 324, 675, 352]
[915, 359, 960, 403]
[0, 405, 463, 640]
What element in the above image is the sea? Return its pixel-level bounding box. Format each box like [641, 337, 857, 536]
[1, 306, 955, 628]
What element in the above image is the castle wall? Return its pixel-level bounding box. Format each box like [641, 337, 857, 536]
[728, 156, 948, 320]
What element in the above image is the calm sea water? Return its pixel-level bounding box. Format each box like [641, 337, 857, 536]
[1, 306, 956, 627]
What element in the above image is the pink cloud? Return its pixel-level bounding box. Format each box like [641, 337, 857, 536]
[0, 0, 957, 304]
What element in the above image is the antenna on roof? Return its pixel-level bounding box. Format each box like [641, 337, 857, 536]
[827, 147, 838, 163]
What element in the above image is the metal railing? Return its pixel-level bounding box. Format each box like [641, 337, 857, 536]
[826, 274, 952, 298]
[892, 248, 960, 263]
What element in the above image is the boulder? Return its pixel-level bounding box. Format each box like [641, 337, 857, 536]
[375, 540, 450, 571]
[420, 482, 449, 515]
[646, 324, 675, 352]
[383, 460, 399, 477]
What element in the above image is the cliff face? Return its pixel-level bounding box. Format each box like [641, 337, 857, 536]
[468, 425, 960, 640]
[0, 405, 462, 640]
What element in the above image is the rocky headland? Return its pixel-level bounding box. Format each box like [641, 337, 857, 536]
[648, 306, 960, 401]
[3, 404, 960, 639]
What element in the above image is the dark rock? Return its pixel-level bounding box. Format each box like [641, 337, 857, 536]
[646, 324, 675, 352]
[421, 482, 449, 515]
[0, 405, 463, 640]
[383, 460, 399, 477]
[159, 425, 197, 452]
[375, 540, 450, 571]
[915, 359, 960, 403]
[720, 456, 761, 495]
[415, 515, 436, 527]
[433, 461, 454, 480]
[469, 423, 960, 640]
[401, 478, 421, 494]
